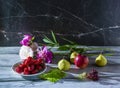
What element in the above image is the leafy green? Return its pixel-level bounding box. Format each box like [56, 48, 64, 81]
[86, 47, 112, 52]
[42, 31, 86, 54]
[43, 38, 55, 44]
[58, 45, 72, 51]
[61, 37, 75, 44]
[85, 53, 114, 57]
[58, 45, 86, 54]
[51, 31, 57, 44]
[31, 36, 35, 41]
[39, 69, 66, 83]
[43, 31, 59, 46]
[42, 31, 114, 56]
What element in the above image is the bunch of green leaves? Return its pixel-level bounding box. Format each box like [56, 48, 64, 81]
[42, 31, 85, 53]
[42, 31, 113, 55]
[39, 69, 66, 83]
[58, 44, 86, 54]
[43, 31, 59, 46]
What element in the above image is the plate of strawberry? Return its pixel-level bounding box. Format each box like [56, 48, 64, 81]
[12, 57, 47, 80]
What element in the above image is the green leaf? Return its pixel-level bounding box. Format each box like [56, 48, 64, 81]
[58, 45, 86, 54]
[58, 45, 71, 51]
[85, 53, 114, 57]
[43, 35, 54, 43]
[51, 31, 57, 44]
[43, 38, 55, 44]
[32, 36, 35, 40]
[61, 37, 75, 44]
[42, 31, 59, 46]
[70, 48, 86, 54]
[87, 47, 112, 51]
[39, 69, 66, 83]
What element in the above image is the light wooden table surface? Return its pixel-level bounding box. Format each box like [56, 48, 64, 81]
[0, 46, 120, 88]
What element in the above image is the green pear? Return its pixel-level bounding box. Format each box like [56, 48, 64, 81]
[95, 54, 107, 67]
[70, 52, 78, 63]
[58, 59, 70, 70]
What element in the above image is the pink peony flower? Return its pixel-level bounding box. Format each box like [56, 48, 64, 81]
[37, 46, 53, 63]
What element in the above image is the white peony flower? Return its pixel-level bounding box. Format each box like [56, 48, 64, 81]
[19, 45, 34, 60]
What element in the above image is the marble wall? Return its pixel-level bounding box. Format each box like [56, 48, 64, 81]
[0, 0, 120, 46]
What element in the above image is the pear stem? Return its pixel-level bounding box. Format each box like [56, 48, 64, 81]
[100, 49, 104, 54]
[63, 56, 66, 59]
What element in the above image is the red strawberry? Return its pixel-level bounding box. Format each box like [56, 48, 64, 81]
[23, 57, 33, 65]
[15, 56, 45, 75]
[15, 66, 23, 73]
[24, 67, 28, 71]
[23, 67, 29, 75]
[28, 65, 35, 71]
[24, 60, 28, 65]
[31, 69, 38, 74]
[23, 71, 29, 75]
[19, 64, 26, 68]
[24, 67, 28, 72]
[27, 56, 33, 60]
[23, 59, 27, 65]
[31, 65, 35, 70]
[31, 59, 36, 64]
[33, 60, 39, 65]
[37, 59, 43, 64]
[28, 66, 31, 71]
[36, 65, 42, 71]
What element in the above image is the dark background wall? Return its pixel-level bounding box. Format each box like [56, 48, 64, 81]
[0, 0, 120, 46]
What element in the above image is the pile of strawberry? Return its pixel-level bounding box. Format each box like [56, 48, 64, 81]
[15, 57, 45, 75]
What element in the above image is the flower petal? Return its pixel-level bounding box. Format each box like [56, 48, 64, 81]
[20, 34, 33, 46]
[37, 46, 53, 63]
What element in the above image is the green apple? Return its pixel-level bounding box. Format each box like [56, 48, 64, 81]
[70, 52, 78, 63]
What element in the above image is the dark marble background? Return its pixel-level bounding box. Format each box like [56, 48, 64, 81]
[0, 0, 120, 46]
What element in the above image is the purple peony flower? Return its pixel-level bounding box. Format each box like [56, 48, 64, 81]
[37, 46, 53, 63]
[20, 34, 33, 46]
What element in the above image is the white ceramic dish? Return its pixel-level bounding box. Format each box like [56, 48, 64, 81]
[12, 61, 47, 80]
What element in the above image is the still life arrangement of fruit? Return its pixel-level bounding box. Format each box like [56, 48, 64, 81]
[12, 31, 110, 82]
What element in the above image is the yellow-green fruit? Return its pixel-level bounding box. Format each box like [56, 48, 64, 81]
[70, 52, 78, 63]
[58, 59, 70, 70]
[95, 54, 107, 67]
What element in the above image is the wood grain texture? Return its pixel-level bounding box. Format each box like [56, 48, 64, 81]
[0, 79, 120, 88]
[0, 47, 120, 88]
